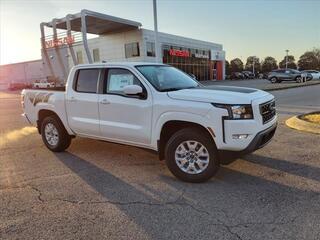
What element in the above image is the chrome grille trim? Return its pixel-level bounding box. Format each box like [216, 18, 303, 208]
[260, 100, 276, 124]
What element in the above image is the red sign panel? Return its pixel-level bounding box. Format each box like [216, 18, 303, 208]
[169, 49, 190, 57]
[45, 36, 75, 48]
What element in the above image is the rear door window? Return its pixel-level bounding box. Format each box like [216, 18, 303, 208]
[75, 69, 100, 93]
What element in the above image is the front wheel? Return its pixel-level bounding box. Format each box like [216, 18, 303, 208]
[165, 128, 219, 183]
[295, 76, 302, 83]
[41, 116, 71, 152]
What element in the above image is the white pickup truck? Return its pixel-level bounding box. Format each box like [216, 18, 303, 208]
[21, 62, 277, 182]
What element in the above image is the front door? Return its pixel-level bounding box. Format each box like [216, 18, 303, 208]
[98, 68, 152, 145]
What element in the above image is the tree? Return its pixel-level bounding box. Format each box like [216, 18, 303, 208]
[225, 60, 231, 75]
[245, 56, 261, 73]
[230, 58, 244, 73]
[261, 57, 278, 73]
[279, 55, 297, 69]
[298, 48, 320, 70]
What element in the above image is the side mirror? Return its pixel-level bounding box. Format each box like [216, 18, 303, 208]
[123, 85, 143, 95]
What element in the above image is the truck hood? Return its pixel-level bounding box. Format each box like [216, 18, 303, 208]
[167, 86, 270, 104]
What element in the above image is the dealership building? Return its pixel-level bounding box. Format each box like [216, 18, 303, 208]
[0, 9, 225, 88]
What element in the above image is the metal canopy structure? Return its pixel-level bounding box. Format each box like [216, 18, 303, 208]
[54, 11, 142, 35]
[40, 9, 142, 80]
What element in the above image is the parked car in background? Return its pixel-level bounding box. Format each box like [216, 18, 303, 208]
[242, 71, 255, 79]
[267, 69, 313, 83]
[257, 73, 268, 79]
[231, 72, 245, 80]
[301, 70, 320, 80]
[33, 80, 55, 88]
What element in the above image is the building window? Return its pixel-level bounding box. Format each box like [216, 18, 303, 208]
[125, 42, 140, 58]
[93, 48, 100, 62]
[146, 42, 155, 57]
[76, 51, 83, 64]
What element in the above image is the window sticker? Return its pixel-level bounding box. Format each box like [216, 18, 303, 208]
[109, 74, 134, 92]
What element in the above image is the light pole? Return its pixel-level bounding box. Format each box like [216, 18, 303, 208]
[153, 0, 160, 63]
[252, 56, 256, 75]
[285, 49, 289, 69]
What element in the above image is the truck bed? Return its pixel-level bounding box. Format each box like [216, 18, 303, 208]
[25, 86, 66, 91]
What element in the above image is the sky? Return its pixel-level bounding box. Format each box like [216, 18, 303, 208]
[0, 0, 319, 65]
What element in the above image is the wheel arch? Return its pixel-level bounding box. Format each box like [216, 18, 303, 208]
[37, 109, 72, 135]
[157, 120, 216, 160]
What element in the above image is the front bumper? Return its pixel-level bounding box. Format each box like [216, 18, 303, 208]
[219, 123, 277, 162]
[238, 122, 277, 154]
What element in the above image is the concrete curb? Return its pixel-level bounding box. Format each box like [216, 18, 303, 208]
[285, 112, 320, 135]
[263, 81, 320, 92]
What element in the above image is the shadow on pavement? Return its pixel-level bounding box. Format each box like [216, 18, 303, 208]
[53, 150, 319, 239]
[243, 153, 320, 182]
[53, 151, 202, 239]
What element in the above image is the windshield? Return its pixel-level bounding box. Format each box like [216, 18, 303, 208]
[136, 65, 199, 92]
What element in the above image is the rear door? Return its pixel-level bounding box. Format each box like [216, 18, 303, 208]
[66, 68, 101, 136]
[98, 67, 153, 145]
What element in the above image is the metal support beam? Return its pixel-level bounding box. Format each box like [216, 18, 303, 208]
[66, 14, 78, 66]
[52, 18, 68, 82]
[40, 22, 55, 78]
[153, 0, 161, 63]
[80, 10, 93, 63]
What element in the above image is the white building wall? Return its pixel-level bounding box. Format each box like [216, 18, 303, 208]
[42, 47, 69, 83]
[142, 29, 223, 52]
[1, 28, 225, 88]
[0, 60, 45, 86]
[68, 30, 144, 70]
[67, 28, 225, 68]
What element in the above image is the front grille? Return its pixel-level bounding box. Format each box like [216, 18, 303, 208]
[260, 100, 276, 124]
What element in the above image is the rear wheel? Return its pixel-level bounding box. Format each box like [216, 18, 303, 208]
[270, 77, 278, 83]
[41, 116, 71, 152]
[165, 128, 219, 183]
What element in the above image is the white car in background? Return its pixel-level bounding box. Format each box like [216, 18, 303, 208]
[302, 70, 320, 80]
[33, 80, 55, 88]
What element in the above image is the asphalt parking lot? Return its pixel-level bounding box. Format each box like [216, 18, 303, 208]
[1, 85, 320, 240]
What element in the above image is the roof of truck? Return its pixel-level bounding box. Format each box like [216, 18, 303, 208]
[75, 62, 167, 68]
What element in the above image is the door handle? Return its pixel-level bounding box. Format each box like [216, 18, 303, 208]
[100, 99, 110, 105]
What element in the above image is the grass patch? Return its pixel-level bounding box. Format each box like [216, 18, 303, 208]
[300, 113, 320, 124]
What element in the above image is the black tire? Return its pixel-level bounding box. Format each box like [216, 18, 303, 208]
[165, 128, 219, 183]
[270, 77, 277, 83]
[295, 76, 302, 83]
[41, 116, 71, 152]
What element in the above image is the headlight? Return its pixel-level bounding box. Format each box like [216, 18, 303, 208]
[231, 105, 253, 119]
[212, 103, 253, 119]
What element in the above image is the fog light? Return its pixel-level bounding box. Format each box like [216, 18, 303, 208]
[232, 134, 249, 139]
